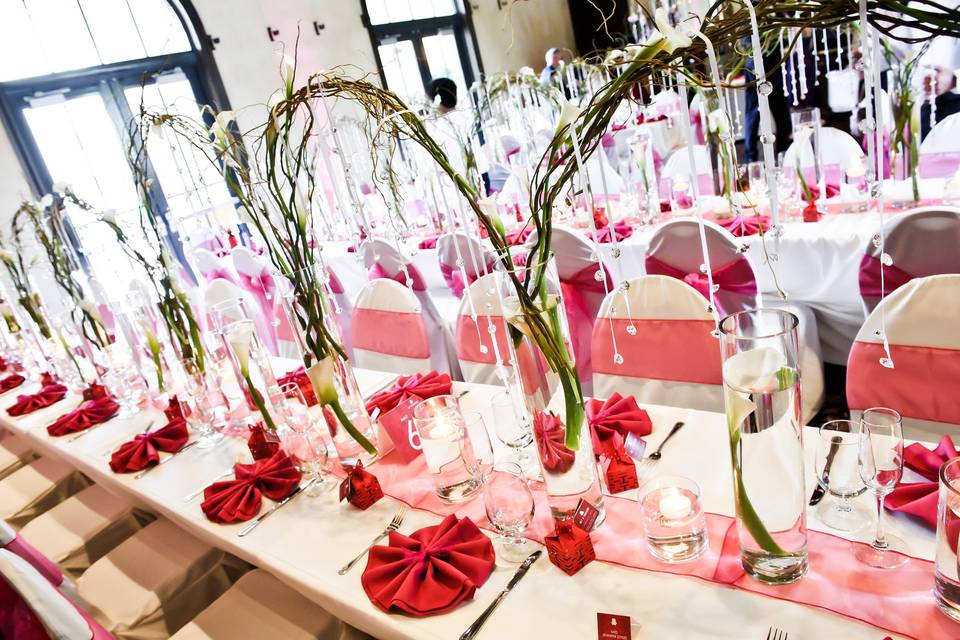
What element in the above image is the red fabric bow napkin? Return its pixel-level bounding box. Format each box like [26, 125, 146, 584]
[365, 371, 452, 415]
[339, 460, 383, 510]
[109, 418, 190, 473]
[201, 451, 302, 524]
[716, 214, 771, 237]
[361, 515, 495, 616]
[589, 221, 634, 244]
[6, 383, 68, 417]
[586, 393, 652, 459]
[418, 235, 440, 250]
[0, 356, 7, 372]
[0, 373, 25, 393]
[277, 366, 318, 406]
[47, 395, 119, 436]
[886, 435, 958, 528]
[534, 411, 574, 473]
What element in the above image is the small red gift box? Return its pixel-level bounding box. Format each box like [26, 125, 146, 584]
[545, 519, 596, 576]
[340, 461, 383, 510]
[247, 422, 281, 460]
[164, 395, 185, 422]
[604, 453, 639, 494]
[83, 383, 109, 402]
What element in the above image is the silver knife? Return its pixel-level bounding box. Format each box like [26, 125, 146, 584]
[459, 549, 542, 640]
[134, 440, 199, 479]
[237, 476, 318, 537]
[809, 435, 843, 506]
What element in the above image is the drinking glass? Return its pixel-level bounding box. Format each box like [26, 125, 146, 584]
[412, 395, 482, 503]
[279, 382, 333, 495]
[462, 411, 494, 483]
[855, 407, 909, 568]
[815, 420, 869, 531]
[484, 462, 535, 562]
[935, 457, 960, 621]
[747, 161, 767, 197]
[490, 390, 533, 469]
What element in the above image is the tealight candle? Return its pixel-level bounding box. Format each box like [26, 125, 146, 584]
[639, 475, 707, 563]
[844, 159, 866, 179]
[412, 395, 482, 503]
[658, 491, 693, 522]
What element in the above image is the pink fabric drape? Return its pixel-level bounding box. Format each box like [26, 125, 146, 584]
[858, 254, 914, 298]
[352, 308, 430, 359]
[644, 255, 757, 317]
[455, 315, 510, 364]
[368, 263, 428, 291]
[847, 340, 960, 425]
[919, 152, 960, 178]
[201, 268, 237, 285]
[439, 262, 490, 298]
[592, 318, 722, 384]
[560, 264, 613, 380]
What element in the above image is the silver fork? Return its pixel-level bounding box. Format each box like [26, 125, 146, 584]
[338, 507, 406, 575]
[637, 421, 685, 477]
[766, 627, 788, 640]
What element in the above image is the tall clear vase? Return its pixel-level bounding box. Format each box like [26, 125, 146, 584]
[278, 266, 378, 467]
[720, 309, 808, 584]
[495, 254, 603, 525]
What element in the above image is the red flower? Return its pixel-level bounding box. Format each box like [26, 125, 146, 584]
[534, 411, 575, 473]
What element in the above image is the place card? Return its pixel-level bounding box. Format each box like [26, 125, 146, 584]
[573, 498, 600, 532]
[623, 432, 646, 461]
[597, 613, 631, 640]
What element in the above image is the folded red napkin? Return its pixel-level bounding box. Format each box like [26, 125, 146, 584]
[506, 227, 533, 246]
[886, 435, 958, 528]
[418, 235, 440, 250]
[0, 373, 25, 393]
[589, 221, 634, 244]
[365, 371, 452, 415]
[82, 383, 109, 401]
[534, 411, 574, 473]
[361, 515, 495, 616]
[7, 383, 68, 417]
[0, 356, 7, 372]
[47, 396, 119, 436]
[586, 393, 652, 458]
[109, 418, 190, 473]
[277, 366, 318, 406]
[201, 451, 302, 524]
[716, 214, 771, 237]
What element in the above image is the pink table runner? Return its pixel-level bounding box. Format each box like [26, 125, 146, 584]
[354, 453, 953, 639]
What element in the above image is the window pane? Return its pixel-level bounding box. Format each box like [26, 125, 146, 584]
[365, 0, 389, 25]
[378, 39, 424, 106]
[23, 0, 101, 74]
[127, 0, 191, 57]
[368, 0, 455, 25]
[0, 1, 48, 81]
[78, 0, 147, 64]
[423, 31, 467, 103]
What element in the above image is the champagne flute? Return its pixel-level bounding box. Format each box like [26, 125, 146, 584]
[854, 407, 909, 569]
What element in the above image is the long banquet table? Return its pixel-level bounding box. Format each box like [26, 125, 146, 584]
[0, 369, 942, 639]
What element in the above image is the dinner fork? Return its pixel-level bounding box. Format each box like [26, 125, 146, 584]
[338, 506, 406, 575]
[637, 421, 684, 477]
[766, 627, 788, 640]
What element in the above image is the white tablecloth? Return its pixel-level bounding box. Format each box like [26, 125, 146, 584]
[326, 212, 887, 365]
[0, 371, 936, 640]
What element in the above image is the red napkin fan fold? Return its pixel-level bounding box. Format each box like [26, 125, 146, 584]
[361, 515, 495, 616]
[586, 393, 652, 458]
[365, 371, 452, 415]
[109, 418, 189, 473]
[47, 396, 119, 436]
[886, 435, 958, 528]
[0, 373, 25, 393]
[534, 411, 575, 473]
[7, 384, 68, 417]
[201, 451, 302, 524]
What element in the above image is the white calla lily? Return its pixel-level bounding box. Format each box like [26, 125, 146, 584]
[78, 300, 103, 324]
[226, 321, 255, 376]
[100, 209, 118, 226]
[280, 53, 296, 94]
[555, 100, 583, 137]
[0, 249, 13, 263]
[654, 8, 692, 53]
[306, 356, 338, 405]
[707, 109, 731, 135]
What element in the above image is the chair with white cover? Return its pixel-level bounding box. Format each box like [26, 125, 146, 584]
[847, 274, 960, 441]
[20, 483, 144, 580]
[436, 232, 494, 299]
[351, 279, 433, 376]
[782, 126, 862, 186]
[77, 518, 232, 639]
[193, 248, 239, 286]
[230, 246, 282, 354]
[919, 112, 960, 177]
[0, 519, 70, 592]
[0, 457, 88, 529]
[592, 275, 724, 411]
[662, 144, 714, 195]
[202, 278, 272, 347]
[362, 239, 460, 378]
[0, 433, 33, 481]
[169, 568, 373, 640]
[0, 548, 112, 640]
[858, 207, 960, 315]
[645, 218, 824, 422]
[454, 274, 512, 385]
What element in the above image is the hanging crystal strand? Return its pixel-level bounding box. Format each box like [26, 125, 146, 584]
[796, 30, 808, 100]
[320, 98, 368, 245]
[789, 30, 800, 107]
[812, 28, 820, 86]
[835, 26, 843, 68]
[929, 71, 938, 131]
[822, 27, 830, 76]
[780, 29, 791, 99]
[845, 25, 853, 68]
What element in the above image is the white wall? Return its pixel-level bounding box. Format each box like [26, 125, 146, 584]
[469, 0, 576, 75]
[0, 123, 32, 221]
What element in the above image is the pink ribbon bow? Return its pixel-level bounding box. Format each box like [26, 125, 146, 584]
[645, 255, 757, 316]
[368, 263, 427, 291]
[858, 254, 914, 298]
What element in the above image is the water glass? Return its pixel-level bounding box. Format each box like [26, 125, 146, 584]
[279, 382, 332, 495]
[412, 395, 482, 503]
[462, 411, 494, 483]
[484, 462, 535, 562]
[490, 390, 533, 468]
[935, 457, 960, 621]
[855, 407, 909, 569]
[815, 420, 869, 531]
[639, 475, 707, 563]
[747, 161, 766, 197]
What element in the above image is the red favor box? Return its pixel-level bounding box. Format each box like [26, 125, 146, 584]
[545, 520, 596, 576]
[604, 454, 639, 494]
[339, 461, 384, 510]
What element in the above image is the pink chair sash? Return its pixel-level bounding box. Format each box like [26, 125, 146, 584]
[237, 267, 276, 313]
[368, 263, 427, 291]
[644, 255, 757, 316]
[201, 267, 237, 284]
[327, 270, 345, 295]
[352, 308, 430, 359]
[561, 264, 614, 378]
[847, 341, 960, 425]
[456, 315, 511, 364]
[3, 538, 61, 588]
[593, 318, 722, 384]
[689, 110, 705, 144]
[0, 578, 50, 640]
[919, 152, 960, 178]
[858, 254, 914, 298]
[439, 262, 492, 298]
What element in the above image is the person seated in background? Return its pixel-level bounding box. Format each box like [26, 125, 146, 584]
[427, 77, 458, 114]
[540, 47, 563, 85]
[426, 77, 487, 188]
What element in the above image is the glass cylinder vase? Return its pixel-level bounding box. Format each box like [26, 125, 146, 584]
[495, 253, 603, 525]
[221, 318, 283, 433]
[935, 456, 960, 621]
[720, 309, 807, 584]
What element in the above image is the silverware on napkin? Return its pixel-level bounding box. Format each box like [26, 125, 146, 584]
[338, 506, 406, 575]
[237, 476, 319, 537]
[459, 549, 541, 640]
[809, 435, 843, 506]
[133, 440, 199, 479]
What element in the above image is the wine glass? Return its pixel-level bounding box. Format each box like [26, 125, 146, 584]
[815, 420, 869, 531]
[462, 411, 494, 483]
[490, 390, 534, 471]
[279, 382, 333, 495]
[854, 407, 909, 568]
[747, 161, 767, 197]
[483, 462, 535, 563]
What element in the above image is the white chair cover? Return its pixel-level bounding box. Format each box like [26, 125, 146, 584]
[921, 112, 960, 154]
[782, 126, 862, 184]
[0, 457, 87, 529]
[202, 278, 272, 349]
[662, 144, 714, 195]
[351, 279, 433, 376]
[847, 274, 960, 441]
[454, 274, 512, 385]
[436, 232, 494, 298]
[192, 248, 239, 286]
[169, 568, 373, 640]
[592, 275, 724, 412]
[78, 518, 231, 640]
